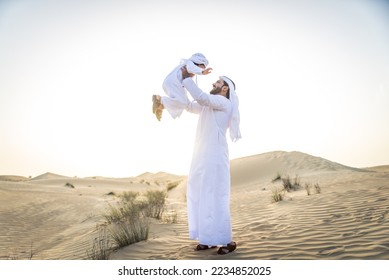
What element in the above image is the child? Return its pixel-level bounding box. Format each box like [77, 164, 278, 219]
[152, 53, 212, 121]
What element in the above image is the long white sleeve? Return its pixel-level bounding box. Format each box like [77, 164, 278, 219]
[182, 78, 230, 111]
[186, 101, 202, 114]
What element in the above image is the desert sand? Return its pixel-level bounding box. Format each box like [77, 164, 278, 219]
[1, 151, 388, 260]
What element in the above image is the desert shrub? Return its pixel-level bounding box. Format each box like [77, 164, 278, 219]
[271, 171, 322, 198]
[271, 188, 285, 203]
[281, 176, 293, 191]
[103, 191, 150, 248]
[104, 204, 124, 224]
[293, 175, 301, 188]
[90, 188, 170, 253]
[305, 183, 312, 195]
[102, 191, 141, 223]
[100, 189, 168, 250]
[166, 180, 181, 192]
[314, 183, 321, 194]
[104, 198, 150, 248]
[144, 190, 166, 219]
[282, 175, 301, 192]
[87, 226, 112, 260]
[65, 182, 75, 188]
[163, 208, 178, 224]
[120, 191, 139, 203]
[109, 216, 149, 248]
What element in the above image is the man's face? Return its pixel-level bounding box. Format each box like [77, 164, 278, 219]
[210, 79, 225, 95]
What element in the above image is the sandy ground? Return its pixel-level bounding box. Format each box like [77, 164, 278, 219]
[1, 151, 388, 260]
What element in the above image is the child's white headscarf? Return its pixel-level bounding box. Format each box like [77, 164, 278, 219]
[188, 53, 209, 67]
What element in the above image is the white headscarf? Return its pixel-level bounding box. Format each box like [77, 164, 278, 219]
[188, 53, 209, 66]
[181, 53, 209, 67]
[221, 76, 241, 142]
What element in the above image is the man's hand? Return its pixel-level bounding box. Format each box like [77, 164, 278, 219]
[202, 67, 213, 75]
[181, 66, 195, 79]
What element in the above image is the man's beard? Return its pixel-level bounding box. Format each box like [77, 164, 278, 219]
[210, 86, 222, 95]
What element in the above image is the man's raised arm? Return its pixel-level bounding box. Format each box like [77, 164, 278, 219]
[182, 78, 229, 110]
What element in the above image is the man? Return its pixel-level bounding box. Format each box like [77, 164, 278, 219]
[182, 75, 241, 255]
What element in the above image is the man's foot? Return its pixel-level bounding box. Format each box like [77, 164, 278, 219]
[195, 244, 217, 251]
[152, 95, 163, 121]
[217, 241, 237, 255]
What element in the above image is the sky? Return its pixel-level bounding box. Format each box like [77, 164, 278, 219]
[0, 0, 388, 178]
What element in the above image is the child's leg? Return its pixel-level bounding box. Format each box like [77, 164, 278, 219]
[161, 79, 190, 119]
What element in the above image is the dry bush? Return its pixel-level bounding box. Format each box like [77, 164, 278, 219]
[163, 208, 178, 224]
[281, 175, 301, 192]
[143, 190, 166, 219]
[166, 180, 181, 192]
[109, 217, 149, 248]
[100, 190, 167, 250]
[88, 189, 169, 255]
[65, 182, 75, 189]
[86, 226, 112, 260]
[271, 188, 285, 203]
[305, 183, 312, 195]
[314, 183, 322, 194]
[102, 191, 150, 250]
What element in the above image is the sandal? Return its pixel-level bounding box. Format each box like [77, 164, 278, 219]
[217, 241, 237, 255]
[195, 244, 217, 251]
[152, 95, 160, 114]
[152, 95, 163, 121]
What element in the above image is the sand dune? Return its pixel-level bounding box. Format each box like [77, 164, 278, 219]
[0, 175, 29, 182]
[30, 172, 71, 181]
[1, 151, 388, 260]
[230, 151, 368, 186]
